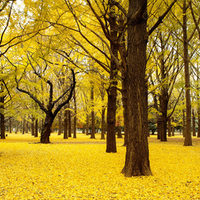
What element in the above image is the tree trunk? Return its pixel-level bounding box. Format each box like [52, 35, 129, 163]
[25, 120, 28, 133]
[86, 113, 89, 135]
[100, 75, 105, 140]
[172, 117, 175, 136]
[0, 97, 5, 139]
[90, 85, 95, 139]
[168, 117, 171, 137]
[63, 107, 68, 139]
[9, 118, 12, 133]
[35, 119, 38, 137]
[68, 105, 71, 137]
[117, 125, 122, 138]
[58, 111, 62, 135]
[192, 109, 196, 136]
[106, 2, 118, 152]
[198, 108, 200, 137]
[183, 108, 186, 137]
[73, 89, 77, 138]
[101, 107, 105, 139]
[31, 117, 35, 136]
[40, 115, 54, 143]
[183, 0, 192, 146]
[157, 115, 162, 139]
[122, 74, 128, 146]
[122, 0, 152, 176]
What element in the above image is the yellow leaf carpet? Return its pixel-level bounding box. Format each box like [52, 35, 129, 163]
[0, 133, 200, 199]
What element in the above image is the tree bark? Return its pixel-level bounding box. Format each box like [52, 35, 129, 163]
[168, 117, 171, 137]
[68, 105, 71, 137]
[40, 114, 54, 143]
[106, 2, 118, 152]
[90, 85, 95, 139]
[63, 106, 68, 139]
[183, 0, 192, 146]
[58, 111, 62, 135]
[122, 0, 152, 176]
[101, 107, 105, 139]
[0, 96, 5, 139]
[192, 109, 196, 136]
[73, 89, 77, 138]
[35, 119, 38, 137]
[122, 74, 128, 146]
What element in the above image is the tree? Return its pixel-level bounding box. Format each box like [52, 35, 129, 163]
[9, 53, 76, 143]
[121, 0, 152, 176]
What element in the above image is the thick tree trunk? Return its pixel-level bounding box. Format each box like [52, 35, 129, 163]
[183, 0, 192, 146]
[122, 0, 152, 176]
[40, 115, 54, 143]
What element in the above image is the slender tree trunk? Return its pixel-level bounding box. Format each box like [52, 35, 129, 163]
[122, 74, 128, 146]
[90, 85, 95, 139]
[63, 106, 68, 139]
[100, 75, 105, 140]
[31, 117, 35, 136]
[192, 109, 196, 136]
[117, 124, 122, 138]
[106, 2, 118, 152]
[157, 115, 162, 139]
[68, 105, 71, 137]
[183, 108, 186, 137]
[35, 119, 38, 137]
[0, 97, 5, 139]
[172, 117, 175, 136]
[168, 117, 171, 137]
[25, 120, 28, 133]
[9, 118, 12, 133]
[86, 113, 89, 135]
[101, 107, 105, 139]
[122, 0, 152, 176]
[183, 0, 192, 146]
[58, 111, 62, 135]
[73, 89, 77, 138]
[198, 108, 200, 137]
[22, 119, 25, 134]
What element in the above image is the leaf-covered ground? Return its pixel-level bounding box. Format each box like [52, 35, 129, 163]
[0, 133, 200, 199]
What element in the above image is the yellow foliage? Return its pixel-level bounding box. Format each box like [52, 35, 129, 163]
[0, 134, 200, 199]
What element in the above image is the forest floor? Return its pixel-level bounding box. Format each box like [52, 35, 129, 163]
[0, 133, 200, 199]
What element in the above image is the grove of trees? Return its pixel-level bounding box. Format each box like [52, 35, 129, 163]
[0, 0, 200, 177]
